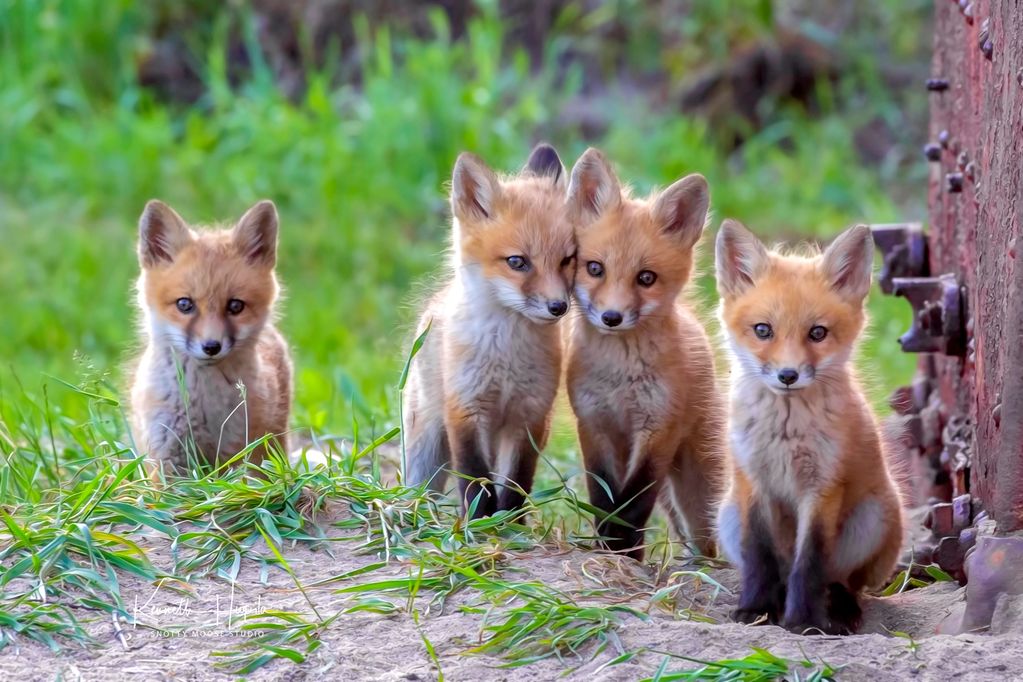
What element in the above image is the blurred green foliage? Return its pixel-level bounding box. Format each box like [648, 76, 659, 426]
[0, 0, 924, 431]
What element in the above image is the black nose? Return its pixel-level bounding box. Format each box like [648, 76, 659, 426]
[777, 368, 799, 386]
[547, 300, 568, 317]
[202, 340, 222, 357]
[601, 311, 623, 328]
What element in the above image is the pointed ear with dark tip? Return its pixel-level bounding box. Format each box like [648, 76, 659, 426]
[568, 147, 621, 221]
[138, 200, 192, 267]
[233, 200, 279, 267]
[523, 143, 566, 187]
[821, 224, 874, 301]
[652, 173, 709, 248]
[715, 219, 770, 297]
[451, 153, 501, 222]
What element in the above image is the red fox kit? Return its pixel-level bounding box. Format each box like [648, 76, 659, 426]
[715, 220, 903, 634]
[129, 200, 292, 474]
[403, 144, 575, 516]
[565, 148, 725, 560]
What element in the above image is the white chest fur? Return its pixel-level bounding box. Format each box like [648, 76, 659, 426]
[729, 382, 842, 502]
[137, 345, 255, 458]
[570, 331, 670, 436]
[444, 288, 559, 427]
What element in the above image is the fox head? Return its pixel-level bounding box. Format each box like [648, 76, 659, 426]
[136, 200, 280, 363]
[715, 220, 874, 393]
[450, 144, 575, 323]
[567, 148, 709, 333]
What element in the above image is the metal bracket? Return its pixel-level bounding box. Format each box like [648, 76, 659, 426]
[871, 223, 929, 294]
[890, 274, 966, 355]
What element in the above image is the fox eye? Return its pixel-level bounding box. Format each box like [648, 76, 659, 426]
[506, 255, 530, 272]
[176, 298, 195, 314]
[753, 323, 773, 340]
[226, 299, 246, 315]
[809, 325, 828, 342]
[587, 261, 604, 278]
[637, 270, 657, 287]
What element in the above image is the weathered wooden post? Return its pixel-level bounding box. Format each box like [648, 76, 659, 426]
[873, 0, 1023, 631]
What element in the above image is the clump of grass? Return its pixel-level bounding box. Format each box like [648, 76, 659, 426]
[645, 648, 838, 682]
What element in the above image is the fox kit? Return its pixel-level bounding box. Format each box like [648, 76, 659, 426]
[565, 148, 725, 560]
[129, 200, 292, 474]
[403, 144, 575, 517]
[715, 221, 903, 634]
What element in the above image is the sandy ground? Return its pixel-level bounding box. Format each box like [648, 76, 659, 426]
[2, 503, 1019, 682]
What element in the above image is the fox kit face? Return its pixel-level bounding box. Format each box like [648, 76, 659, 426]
[567, 148, 709, 332]
[450, 144, 575, 323]
[136, 200, 280, 363]
[716, 220, 874, 393]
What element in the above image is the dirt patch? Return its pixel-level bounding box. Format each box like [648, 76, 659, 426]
[1, 505, 1017, 682]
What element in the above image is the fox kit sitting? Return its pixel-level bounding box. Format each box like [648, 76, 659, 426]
[129, 200, 292, 474]
[403, 144, 575, 517]
[714, 221, 903, 634]
[565, 148, 725, 560]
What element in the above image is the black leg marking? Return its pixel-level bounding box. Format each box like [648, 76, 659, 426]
[826, 583, 862, 635]
[450, 427, 496, 519]
[782, 526, 830, 633]
[497, 438, 540, 512]
[587, 458, 661, 561]
[733, 505, 785, 625]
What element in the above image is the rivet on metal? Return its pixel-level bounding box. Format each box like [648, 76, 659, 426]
[946, 172, 964, 193]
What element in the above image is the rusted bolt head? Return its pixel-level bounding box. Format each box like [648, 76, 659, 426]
[938, 129, 950, 148]
[923, 143, 942, 161]
[957, 151, 969, 169]
[946, 172, 964, 192]
[926, 78, 950, 91]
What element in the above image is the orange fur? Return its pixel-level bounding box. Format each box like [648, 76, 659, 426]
[129, 200, 292, 474]
[565, 148, 725, 559]
[403, 145, 574, 515]
[715, 219, 903, 633]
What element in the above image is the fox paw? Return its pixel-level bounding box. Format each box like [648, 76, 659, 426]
[826, 583, 862, 635]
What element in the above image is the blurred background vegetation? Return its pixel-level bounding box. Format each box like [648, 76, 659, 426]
[1, 0, 931, 439]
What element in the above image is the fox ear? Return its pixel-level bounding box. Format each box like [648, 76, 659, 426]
[653, 173, 709, 248]
[452, 153, 501, 222]
[715, 219, 769, 297]
[233, 200, 279, 267]
[821, 224, 874, 301]
[138, 200, 192, 267]
[568, 147, 620, 221]
[523, 143, 566, 187]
